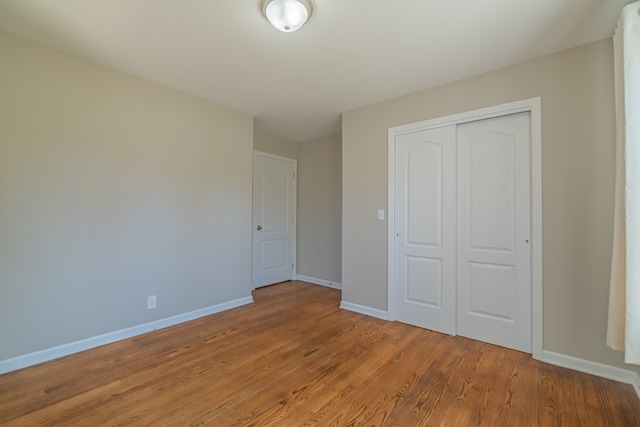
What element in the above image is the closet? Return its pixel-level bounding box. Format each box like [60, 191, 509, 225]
[389, 110, 533, 353]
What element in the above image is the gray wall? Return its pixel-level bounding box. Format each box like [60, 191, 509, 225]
[0, 31, 254, 361]
[297, 135, 342, 283]
[342, 38, 639, 374]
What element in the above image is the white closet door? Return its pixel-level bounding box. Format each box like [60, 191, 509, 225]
[456, 112, 531, 352]
[394, 126, 456, 335]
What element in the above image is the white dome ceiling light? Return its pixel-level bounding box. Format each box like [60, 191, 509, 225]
[263, 0, 313, 32]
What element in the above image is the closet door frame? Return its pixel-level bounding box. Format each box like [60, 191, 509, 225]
[387, 97, 542, 361]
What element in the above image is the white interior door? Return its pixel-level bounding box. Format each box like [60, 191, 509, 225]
[456, 112, 531, 352]
[394, 126, 456, 334]
[252, 153, 296, 288]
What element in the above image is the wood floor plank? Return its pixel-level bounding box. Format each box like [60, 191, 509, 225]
[0, 281, 638, 426]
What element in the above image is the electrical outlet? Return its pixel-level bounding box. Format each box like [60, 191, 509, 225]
[147, 295, 157, 310]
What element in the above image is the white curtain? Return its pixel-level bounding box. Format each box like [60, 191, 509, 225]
[607, 0, 640, 365]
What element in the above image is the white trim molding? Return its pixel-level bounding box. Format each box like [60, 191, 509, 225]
[0, 296, 254, 375]
[387, 97, 543, 360]
[296, 275, 342, 290]
[340, 301, 389, 320]
[543, 351, 640, 398]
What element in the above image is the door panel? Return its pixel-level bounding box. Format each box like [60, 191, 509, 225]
[260, 238, 288, 270]
[252, 154, 295, 288]
[406, 141, 444, 247]
[394, 126, 456, 334]
[457, 112, 531, 352]
[469, 136, 515, 251]
[262, 168, 289, 231]
[406, 256, 442, 306]
[468, 262, 516, 321]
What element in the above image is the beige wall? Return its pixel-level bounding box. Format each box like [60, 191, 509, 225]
[253, 129, 298, 160]
[297, 135, 342, 283]
[342, 38, 639, 374]
[0, 32, 254, 361]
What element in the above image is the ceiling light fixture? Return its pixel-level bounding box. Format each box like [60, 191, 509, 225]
[263, 0, 313, 33]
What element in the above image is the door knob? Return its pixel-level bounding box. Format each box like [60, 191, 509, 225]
[257, 225, 262, 230]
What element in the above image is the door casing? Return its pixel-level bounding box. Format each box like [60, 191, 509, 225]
[387, 98, 542, 360]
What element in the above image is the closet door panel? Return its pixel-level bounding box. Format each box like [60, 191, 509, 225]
[393, 125, 456, 334]
[457, 112, 531, 353]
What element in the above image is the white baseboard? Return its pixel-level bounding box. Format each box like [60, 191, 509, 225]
[543, 350, 640, 398]
[0, 295, 254, 375]
[296, 275, 342, 290]
[7, 296, 638, 401]
[339, 301, 388, 320]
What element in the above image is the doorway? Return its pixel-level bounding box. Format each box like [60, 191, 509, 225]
[252, 152, 297, 288]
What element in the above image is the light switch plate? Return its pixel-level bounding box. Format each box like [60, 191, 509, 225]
[377, 209, 385, 220]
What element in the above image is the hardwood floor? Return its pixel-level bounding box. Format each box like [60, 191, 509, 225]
[1, 281, 638, 426]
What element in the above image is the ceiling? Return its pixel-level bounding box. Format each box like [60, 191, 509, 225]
[0, 0, 632, 142]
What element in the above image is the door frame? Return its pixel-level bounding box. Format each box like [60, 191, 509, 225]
[387, 98, 542, 360]
[252, 151, 297, 289]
